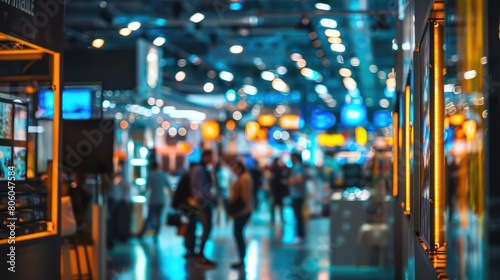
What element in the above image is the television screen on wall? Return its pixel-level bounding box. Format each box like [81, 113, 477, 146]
[0, 145, 12, 181]
[14, 104, 28, 141]
[0, 102, 13, 140]
[37, 89, 92, 119]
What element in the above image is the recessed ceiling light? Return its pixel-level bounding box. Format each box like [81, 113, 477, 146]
[119, 28, 132, 36]
[350, 57, 360, 67]
[330, 43, 346, 52]
[92, 38, 105, 48]
[177, 59, 187, 67]
[379, 99, 390, 108]
[219, 71, 234, 81]
[207, 70, 217, 79]
[203, 82, 214, 93]
[320, 18, 337, 28]
[277, 66, 287, 75]
[272, 78, 289, 92]
[128, 21, 141, 31]
[190, 13, 205, 23]
[325, 29, 341, 37]
[369, 64, 378, 73]
[290, 53, 302, 61]
[315, 84, 328, 95]
[243, 85, 258, 95]
[153, 37, 166, 46]
[339, 68, 352, 77]
[328, 37, 342, 44]
[261, 71, 275, 81]
[230, 45, 244, 54]
[175, 71, 186, 82]
[315, 3, 331, 11]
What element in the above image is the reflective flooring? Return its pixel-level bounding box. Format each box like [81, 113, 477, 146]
[106, 202, 394, 280]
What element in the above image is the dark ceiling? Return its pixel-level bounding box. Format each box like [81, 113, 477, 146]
[63, 0, 397, 114]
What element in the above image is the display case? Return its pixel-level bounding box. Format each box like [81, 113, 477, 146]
[0, 1, 64, 279]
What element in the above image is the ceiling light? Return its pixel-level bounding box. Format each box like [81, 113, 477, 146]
[328, 37, 342, 44]
[219, 71, 234, 81]
[325, 29, 341, 37]
[178, 127, 187, 136]
[128, 21, 141, 31]
[377, 71, 387, 79]
[243, 85, 258, 95]
[315, 3, 331, 10]
[261, 71, 275, 81]
[230, 45, 244, 54]
[350, 57, 360, 67]
[207, 70, 217, 79]
[119, 28, 132, 36]
[331, 43, 346, 52]
[379, 99, 390, 108]
[175, 71, 186, 82]
[277, 66, 287, 75]
[168, 127, 178, 137]
[203, 82, 214, 93]
[272, 78, 289, 92]
[339, 68, 352, 77]
[315, 84, 328, 95]
[190, 13, 205, 23]
[343, 77, 357, 90]
[153, 37, 166, 46]
[369, 64, 378, 73]
[233, 111, 242, 120]
[147, 97, 156, 105]
[151, 106, 161, 114]
[464, 70, 477, 80]
[177, 59, 187, 67]
[296, 59, 307, 68]
[291, 53, 302, 61]
[320, 18, 338, 28]
[92, 38, 105, 48]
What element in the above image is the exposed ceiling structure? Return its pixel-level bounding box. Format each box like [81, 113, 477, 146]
[63, 0, 397, 117]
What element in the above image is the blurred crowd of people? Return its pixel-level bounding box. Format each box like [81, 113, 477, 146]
[63, 136, 393, 270]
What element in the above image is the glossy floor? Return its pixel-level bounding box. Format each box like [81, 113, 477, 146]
[106, 204, 394, 280]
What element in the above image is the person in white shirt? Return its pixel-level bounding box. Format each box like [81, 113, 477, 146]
[139, 159, 171, 239]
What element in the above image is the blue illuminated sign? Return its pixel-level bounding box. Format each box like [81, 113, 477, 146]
[341, 104, 367, 127]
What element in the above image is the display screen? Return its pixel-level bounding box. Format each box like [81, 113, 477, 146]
[0, 146, 12, 181]
[37, 89, 92, 119]
[13, 147, 26, 180]
[0, 102, 13, 139]
[14, 104, 28, 141]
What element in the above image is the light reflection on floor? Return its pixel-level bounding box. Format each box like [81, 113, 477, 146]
[107, 202, 393, 280]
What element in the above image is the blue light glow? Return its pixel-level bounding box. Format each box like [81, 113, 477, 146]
[373, 110, 392, 128]
[229, 2, 242, 10]
[226, 89, 237, 102]
[341, 104, 367, 127]
[310, 109, 336, 130]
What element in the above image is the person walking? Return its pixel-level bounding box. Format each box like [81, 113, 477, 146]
[189, 150, 217, 267]
[227, 160, 253, 269]
[139, 159, 171, 240]
[269, 158, 289, 225]
[287, 153, 306, 244]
